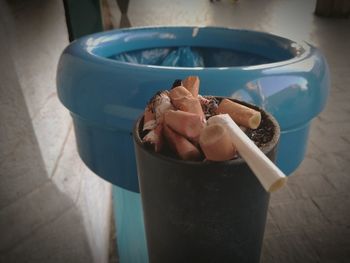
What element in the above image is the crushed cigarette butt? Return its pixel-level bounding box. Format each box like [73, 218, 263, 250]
[163, 124, 202, 161]
[164, 110, 205, 141]
[216, 99, 261, 129]
[199, 124, 237, 161]
[169, 86, 205, 119]
[182, 76, 200, 97]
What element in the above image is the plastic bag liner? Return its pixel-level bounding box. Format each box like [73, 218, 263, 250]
[111, 46, 275, 67]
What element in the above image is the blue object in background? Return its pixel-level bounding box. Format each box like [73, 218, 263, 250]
[113, 46, 274, 67]
[113, 47, 205, 67]
[57, 27, 330, 263]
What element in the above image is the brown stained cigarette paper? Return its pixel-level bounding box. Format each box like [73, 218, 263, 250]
[143, 124, 163, 152]
[151, 91, 174, 123]
[164, 110, 205, 141]
[198, 95, 210, 105]
[169, 86, 205, 120]
[143, 91, 172, 149]
[163, 124, 201, 161]
[182, 76, 200, 97]
[143, 105, 156, 131]
[216, 99, 261, 129]
[199, 124, 236, 161]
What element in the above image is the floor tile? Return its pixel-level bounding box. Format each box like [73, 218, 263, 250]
[261, 232, 320, 263]
[0, 135, 49, 209]
[0, 182, 72, 252]
[0, 207, 92, 263]
[269, 199, 328, 233]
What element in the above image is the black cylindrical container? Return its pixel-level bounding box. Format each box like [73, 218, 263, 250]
[133, 102, 280, 263]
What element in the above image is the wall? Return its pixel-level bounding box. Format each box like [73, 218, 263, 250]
[0, 0, 112, 262]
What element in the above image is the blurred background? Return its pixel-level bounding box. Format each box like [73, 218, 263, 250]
[0, 0, 349, 262]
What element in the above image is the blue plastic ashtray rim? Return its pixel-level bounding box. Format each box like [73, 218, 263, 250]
[74, 25, 311, 71]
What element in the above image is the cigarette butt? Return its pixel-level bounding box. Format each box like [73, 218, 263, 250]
[198, 95, 210, 105]
[169, 86, 205, 119]
[163, 124, 202, 161]
[216, 99, 261, 129]
[164, 110, 205, 141]
[182, 76, 200, 97]
[151, 91, 175, 123]
[143, 106, 156, 131]
[199, 124, 236, 161]
[208, 114, 286, 192]
[143, 124, 163, 152]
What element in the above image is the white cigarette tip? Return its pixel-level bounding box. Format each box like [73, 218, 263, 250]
[249, 113, 261, 129]
[268, 177, 287, 192]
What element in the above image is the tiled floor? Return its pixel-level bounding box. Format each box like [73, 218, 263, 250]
[108, 0, 350, 262]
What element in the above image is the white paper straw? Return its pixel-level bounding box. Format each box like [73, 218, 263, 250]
[208, 114, 287, 192]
